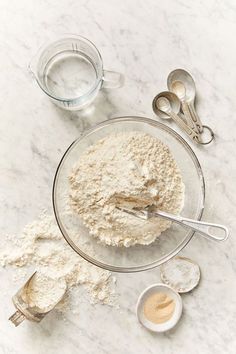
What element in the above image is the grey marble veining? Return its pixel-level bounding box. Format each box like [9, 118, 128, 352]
[0, 0, 236, 353]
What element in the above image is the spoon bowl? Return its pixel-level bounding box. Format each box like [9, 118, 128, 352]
[152, 91, 199, 142]
[167, 69, 196, 102]
[171, 80, 186, 101]
[152, 91, 181, 119]
[167, 69, 205, 134]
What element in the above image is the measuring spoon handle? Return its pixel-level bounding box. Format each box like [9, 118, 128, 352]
[168, 111, 199, 141]
[154, 210, 229, 242]
[189, 102, 204, 133]
[181, 101, 199, 133]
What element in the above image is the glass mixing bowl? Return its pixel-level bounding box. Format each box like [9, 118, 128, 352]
[53, 117, 205, 272]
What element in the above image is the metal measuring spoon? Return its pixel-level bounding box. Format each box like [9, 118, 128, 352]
[170, 80, 199, 133]
[152, 91, 199, 142]
[167, 69, 203, 133]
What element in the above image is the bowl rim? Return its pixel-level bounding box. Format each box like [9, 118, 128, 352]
[52, 116, 205, 273]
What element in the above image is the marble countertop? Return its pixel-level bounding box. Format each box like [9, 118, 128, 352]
[0, 0, 236, 353]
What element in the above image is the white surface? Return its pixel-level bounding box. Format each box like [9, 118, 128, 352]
[136, 283, 182, 332]
[0, 0, 236, 353]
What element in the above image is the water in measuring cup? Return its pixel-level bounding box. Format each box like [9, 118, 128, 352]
[44, 51, 97, 99]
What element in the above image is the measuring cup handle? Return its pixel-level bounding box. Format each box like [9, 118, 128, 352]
[102, 70, 124, 89]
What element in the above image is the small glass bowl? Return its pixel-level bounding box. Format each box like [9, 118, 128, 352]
[53, 117, 205, 272]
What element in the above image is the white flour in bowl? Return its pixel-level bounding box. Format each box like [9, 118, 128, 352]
[69, 132, 185, 247]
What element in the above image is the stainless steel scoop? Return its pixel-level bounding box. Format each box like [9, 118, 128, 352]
[9, 272, 67, 326]
[117, 206, 229, 242]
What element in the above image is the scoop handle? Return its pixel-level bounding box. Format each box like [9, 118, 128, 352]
[154, 210, 229, 242]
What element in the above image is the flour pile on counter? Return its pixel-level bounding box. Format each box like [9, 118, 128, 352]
[0, 213, 116, 310]
[69, 132, 184, 247]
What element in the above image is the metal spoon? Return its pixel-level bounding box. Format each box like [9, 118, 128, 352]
[170, 80, 199, 133]
[117, 206, 229, 242]
[167, 69, 203, 133]
[152, 91, 199, 142]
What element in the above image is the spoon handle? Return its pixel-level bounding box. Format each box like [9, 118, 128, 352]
[182, 101, 199, 133]
[168, 111, 199, 141]
[189, 103, 204, 133]
[153, 210, 229, 242]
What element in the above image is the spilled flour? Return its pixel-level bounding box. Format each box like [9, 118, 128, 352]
[0, 213, 117, 313]
[69, 132, 185, 247]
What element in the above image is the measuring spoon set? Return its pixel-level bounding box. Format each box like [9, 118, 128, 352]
[152, 69, 214, 145]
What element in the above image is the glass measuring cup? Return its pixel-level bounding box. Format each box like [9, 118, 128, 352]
[29, 35, 124, 110]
